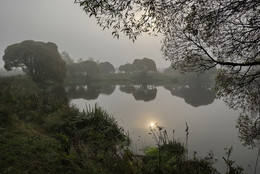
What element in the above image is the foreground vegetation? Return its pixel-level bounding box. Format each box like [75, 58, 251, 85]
[1, 76, 244, 174]
[0, 76, 133, 173]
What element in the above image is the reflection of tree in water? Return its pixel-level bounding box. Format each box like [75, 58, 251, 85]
[67, 84, 115, 100]
[99, 85, 116, 95]
[133, 85, 157, 102]
[119, 86, 135, 94]
[119, 85, 157, 102]
[164, 85, 215, 107]
[67, 86, 99, 100]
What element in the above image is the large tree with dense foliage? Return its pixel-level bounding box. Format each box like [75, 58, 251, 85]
[132, 58, 157, 73]
[99, 61, 115, 74]
[79, 60, 100, 82]
[3, 40, 66, 84]
[119, 63, 133, 73]
[66, 63, 81, 77]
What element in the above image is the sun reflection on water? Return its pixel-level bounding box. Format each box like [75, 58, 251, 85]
[150, 122, 155, 129]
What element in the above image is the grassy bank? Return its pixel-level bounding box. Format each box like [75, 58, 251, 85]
[0, 76, 242, 174]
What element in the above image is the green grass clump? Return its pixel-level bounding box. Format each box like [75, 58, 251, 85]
[0, 76, 140, 174]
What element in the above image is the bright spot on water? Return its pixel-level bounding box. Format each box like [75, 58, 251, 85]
[150, 122, 155, 129]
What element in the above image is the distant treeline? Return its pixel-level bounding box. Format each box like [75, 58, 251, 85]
[0, 40, 216, 87]
[61, 51, 217, 86]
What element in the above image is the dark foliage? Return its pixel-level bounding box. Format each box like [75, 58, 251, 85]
[3, 40, 66, 84]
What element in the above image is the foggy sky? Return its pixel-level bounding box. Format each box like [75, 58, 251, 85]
[0, 0, 170, 69]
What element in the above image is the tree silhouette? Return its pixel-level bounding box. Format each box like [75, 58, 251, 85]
[99, 62, 115, 74]
[3, 40, 66, 84]
[132, 58, 157, 73]
[119, 63, 133, 73]
[79, 60, 100, 83]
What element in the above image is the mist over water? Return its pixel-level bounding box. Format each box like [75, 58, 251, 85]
[70, 85, 258, 173]
[1, 1, 259, 173]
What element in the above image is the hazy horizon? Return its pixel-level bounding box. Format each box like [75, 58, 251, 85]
[0, 0, 170, 69]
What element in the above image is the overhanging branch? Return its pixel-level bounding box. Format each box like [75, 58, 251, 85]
[185, 34, 260, 67]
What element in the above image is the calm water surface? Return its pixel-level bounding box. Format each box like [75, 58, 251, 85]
[69, 85, 258, 173]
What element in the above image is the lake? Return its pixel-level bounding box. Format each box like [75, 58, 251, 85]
[69, 84, 258, 173]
